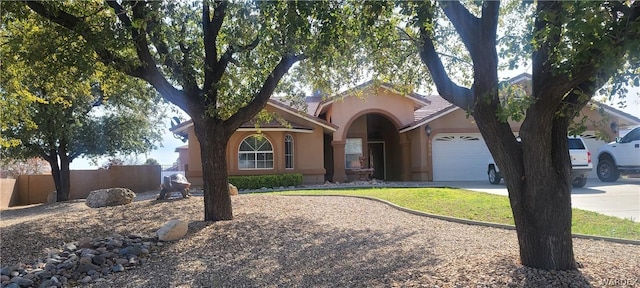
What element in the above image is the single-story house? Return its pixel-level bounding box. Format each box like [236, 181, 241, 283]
[171, 74, 640, 186]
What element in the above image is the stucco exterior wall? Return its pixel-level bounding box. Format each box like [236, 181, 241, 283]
[407, 128, 429, 181]
[330, 86, 418, 142]
[178, 85, 638, 185]
[184, 113, 326, 186]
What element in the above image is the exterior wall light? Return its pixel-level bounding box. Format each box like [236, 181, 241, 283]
[425, 124, 432, 136]
[610, 121, 618, 134]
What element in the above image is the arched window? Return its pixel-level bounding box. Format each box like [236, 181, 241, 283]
[284, 134, 294, 169]
[238, 135, 273, 169]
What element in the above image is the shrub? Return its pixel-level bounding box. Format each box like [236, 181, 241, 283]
[229, 174, 303, 190]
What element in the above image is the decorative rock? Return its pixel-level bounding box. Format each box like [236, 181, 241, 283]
[111, 264, 125, 273]
[78, 263, 100, 273]
[35, 270, 52, 279]
[1, 233, 162, 286]
[92, 255, 106, 266]
[1, 267, 10, 276]
[39, 278, 58, 288]
[77, 238, 94, 249]
[119, 246, 142, 256]
[10, 276, 34, 286]
[79, 276, 92, 284]
[79, 257, 93, 265]
[108, 238, 123, 248]
[115, 258, 129, 265]
[81, 248, 98, 257]
[156, 219, 188, 241]
[85, 188, 136, 208]
[228, 183, 239, 196]
[63, 243, 76, 252]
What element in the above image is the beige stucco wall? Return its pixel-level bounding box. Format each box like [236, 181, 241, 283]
[327, 86, 419, 182]
[181, 89, 637, 185]
[184, 108, 327, 186]
[425, 105, 627, 140]
[407, 103, 634, 181]
[227, 130, 324, 179]
[329, 86, 418, 142]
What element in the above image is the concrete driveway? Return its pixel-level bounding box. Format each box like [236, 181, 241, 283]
[434, 178, 640, 222]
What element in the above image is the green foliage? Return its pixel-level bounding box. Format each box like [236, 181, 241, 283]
[229, 174, 303, 190]
[144, 158, 160, 166]
[0, 6, 165, 164]
[496, 82, 535, 123]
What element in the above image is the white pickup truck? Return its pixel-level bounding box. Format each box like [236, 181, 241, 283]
[596, 126, 640, 182]
[487, 136, 593, 188]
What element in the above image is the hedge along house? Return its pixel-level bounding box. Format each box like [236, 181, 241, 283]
[171, 74, 640, 186]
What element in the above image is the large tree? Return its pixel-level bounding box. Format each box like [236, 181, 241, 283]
[389, 1, 639, 270]
[1, 6, 165, 201]
[22, 1, 377, 220]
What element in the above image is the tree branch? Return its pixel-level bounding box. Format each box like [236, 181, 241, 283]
[211, 37, 260, 86]
[178, 23, 200, 94]
[25, 1, 141, 76]
[144, 4, 185, 82]
[203, 1, 227, 94]
[439, 1, 480, 53]
[418, 27, 473, 109]
[224, 53, 306, 134]
[102, 1, 190, 112]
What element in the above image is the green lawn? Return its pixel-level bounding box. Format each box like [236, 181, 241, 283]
[272, 187, 640, 240]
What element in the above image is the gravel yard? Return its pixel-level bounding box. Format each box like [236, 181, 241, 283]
[1, 192, 639, 287]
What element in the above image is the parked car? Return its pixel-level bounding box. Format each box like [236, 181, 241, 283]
[487, 136, 593, 188]
[596, 126, 640, 182]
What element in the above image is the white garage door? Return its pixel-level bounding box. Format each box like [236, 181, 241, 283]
[432, 133, 492, 181]
[581, 132, 608, 178]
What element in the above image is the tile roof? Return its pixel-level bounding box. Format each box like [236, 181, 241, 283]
[412, 94, 455, 122]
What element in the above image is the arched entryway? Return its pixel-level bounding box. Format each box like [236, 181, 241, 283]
[342, 113, 401, 181]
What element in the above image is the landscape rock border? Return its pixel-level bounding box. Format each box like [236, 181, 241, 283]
[1, 233, 162, 287]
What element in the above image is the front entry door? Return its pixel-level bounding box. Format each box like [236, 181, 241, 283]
[368, 142, 385, 180]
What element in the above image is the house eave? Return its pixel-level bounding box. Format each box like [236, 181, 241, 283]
[237, 128, 314, 134]
[399, 105, 459, 133]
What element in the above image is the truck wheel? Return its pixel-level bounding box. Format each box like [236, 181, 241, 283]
[488, 166, 501, 184]
[597, 158, 620, 182]
[572, 177, 587, 188]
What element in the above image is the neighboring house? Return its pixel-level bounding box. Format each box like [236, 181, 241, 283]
[174, 145, 189, 171]
[171, 74, 640, 186]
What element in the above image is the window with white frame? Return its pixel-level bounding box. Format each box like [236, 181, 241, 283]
[284, 134, 294, 169]
[345, 138, 363, 169]
[238, 135, 274, 169]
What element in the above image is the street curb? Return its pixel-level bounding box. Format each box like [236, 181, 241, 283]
[280, 193, 640, 246]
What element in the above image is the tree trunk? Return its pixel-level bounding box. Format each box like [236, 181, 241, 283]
[48, 158, 64, 201]
[193, 118, 233, 221]
[58, 152, 72, 202]
[46, 156, 70, 202]
[507, 106, 577, 270]
[472, 82, 577, 270]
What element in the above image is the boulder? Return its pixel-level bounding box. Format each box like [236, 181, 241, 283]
[156, 219, 188, 241]
[228, 183, 239, 196]
[85, 188, 136, 208]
